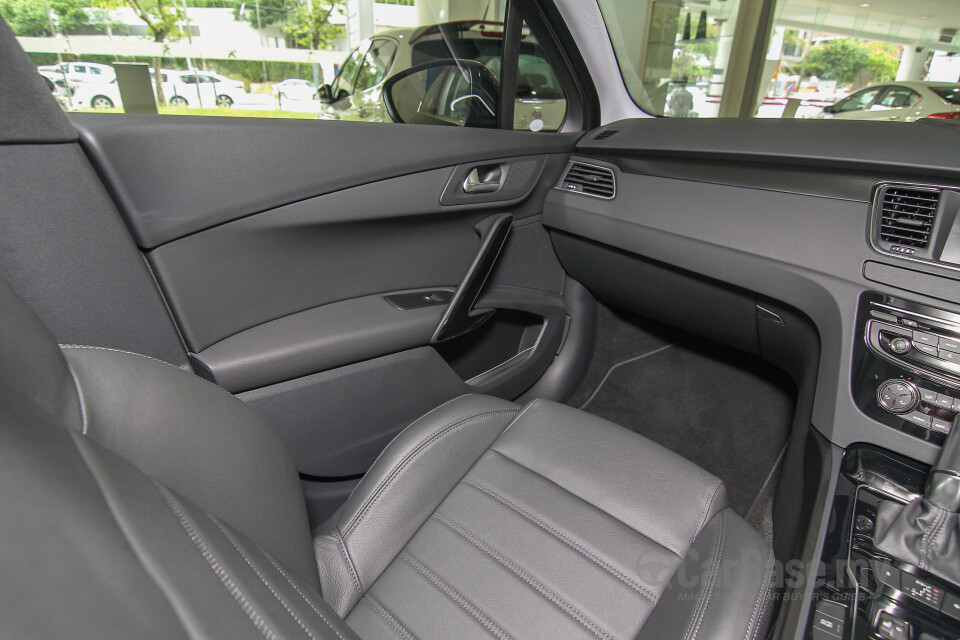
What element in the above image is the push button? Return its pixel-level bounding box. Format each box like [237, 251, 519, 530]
[941, 592, 960, 621]
[914, 331, 938, 346]
[811, 600, 846, 639]
[913, 342, 938, 357]
[939, 337, 960, 353]
[876, 611, 910, 640]
[940, 349, 959, 363]
[932, 417, 952, 434]
[903, 411, 932, 428]
[936, 394, 955, 410]
[919, 388, 938, 404]
[901, 318, 919, 328]
[873, 561, 901, 590]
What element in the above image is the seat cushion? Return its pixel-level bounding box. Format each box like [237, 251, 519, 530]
[315, 395, 775, 640]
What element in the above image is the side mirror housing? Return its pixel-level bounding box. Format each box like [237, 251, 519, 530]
[318, 84, 334, 104]
[382, 59, 500, 128]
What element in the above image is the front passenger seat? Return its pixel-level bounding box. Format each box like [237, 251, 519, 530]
[0, 276, 775, 639]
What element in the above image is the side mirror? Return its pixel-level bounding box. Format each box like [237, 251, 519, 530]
[382, 59, 500, 128]
[318, 84, 334, 104]
[823, 103, 837, 114]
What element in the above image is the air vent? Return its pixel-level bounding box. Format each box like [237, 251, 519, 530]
[593, 129, 620, 140]
[877, 185, 940, 250]
[559, 162, 616, 199]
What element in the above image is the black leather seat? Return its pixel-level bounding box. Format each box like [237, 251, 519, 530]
[0, 277, 775, 639]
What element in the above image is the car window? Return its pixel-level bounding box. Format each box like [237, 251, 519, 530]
[876, 87, 921, 109]
[931, 87, 960, 106]
[20, 0, 569, 127]
[596, 0, 959, 120]
[354, 39, 398, 93]
[835, 87, 882, 113]
[331, 45, 366, 99]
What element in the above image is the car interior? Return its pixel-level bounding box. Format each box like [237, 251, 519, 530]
[3, 1, 960, 639]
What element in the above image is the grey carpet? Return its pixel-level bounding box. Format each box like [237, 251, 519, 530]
[569, 304, 795, 521]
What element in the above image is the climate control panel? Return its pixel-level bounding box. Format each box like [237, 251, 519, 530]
[875, 379, 957, 435]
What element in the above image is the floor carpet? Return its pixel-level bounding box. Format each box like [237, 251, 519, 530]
[569, 304, 796, 523]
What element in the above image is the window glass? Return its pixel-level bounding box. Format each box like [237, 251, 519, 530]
[354, 39, 397, 93]
[931, 86, 960, 106]
[330, 45, 366, 100]
[596, 0, 960, 122]
[877, 87, 921, 109]
[11, 0, 568, 127]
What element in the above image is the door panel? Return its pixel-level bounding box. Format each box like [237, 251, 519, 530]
[71, 114, 584, 478]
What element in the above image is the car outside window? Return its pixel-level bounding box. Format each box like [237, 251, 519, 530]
[877, 87, 921, 109]
[330, 45, 366, 101]
[354, 39, 397, 94]
[834, 87, 882, 113]
[931, 87, 960, 106]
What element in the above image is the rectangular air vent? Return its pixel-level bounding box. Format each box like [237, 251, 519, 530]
[593, 129, 620, 140]
[877, 185, 940, 250]
[559, 162, 616, 199]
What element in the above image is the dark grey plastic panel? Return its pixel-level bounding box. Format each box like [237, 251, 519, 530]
[238, 347, 469, 477]
[148, 177, 491, 351]
[193, 289, 453, 393]
[544, 156, 960, 466]
[71, 113, 578, 248]
[579, 118, 960, 177]
[863, 261, 960, 306]
[0, 143, 187, 366]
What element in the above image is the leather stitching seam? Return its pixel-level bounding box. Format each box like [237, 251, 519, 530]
[743, 546, 774, 640]
[361, 594, 419, 640]
[400, 552, 514, 640]
[695, 480, 724, 536]
[343, 408, 519, 536]
[210, 518, 326, 640]
[685, 512, 726, 640]
[259, 552, 353, 640]
[155, 485, 277, 640]
[486, 449, 683, 558]
[432, 511, 613, 640]
[462, 478, 659, 603]
[494, 399, 539, 439]
[335, 528, 364, 597]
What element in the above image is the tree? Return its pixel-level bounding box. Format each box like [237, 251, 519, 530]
[236, 0, 343, 50]
[0, 0, 96, 36]
[94, 0, 185, 103]
[284, 0, 342, 50]
[803, 38, 901, 86]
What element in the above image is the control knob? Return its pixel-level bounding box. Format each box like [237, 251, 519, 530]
[889, 336, 912, 354]
[877, 379, 920, 414]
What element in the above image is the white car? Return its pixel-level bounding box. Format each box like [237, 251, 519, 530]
[812, 81, 960, 122]
[37, 62, 115, 84]
[72, 69, 246, 110]
[272, 79, 317, 101]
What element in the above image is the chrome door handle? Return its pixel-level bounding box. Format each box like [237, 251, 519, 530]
[463, 165, 503, 193]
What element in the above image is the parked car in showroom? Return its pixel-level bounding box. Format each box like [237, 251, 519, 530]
[273, 78, 318, 101]
[317, 21, 567, 131]
[37, 61, 115, 84]
[812, 81, 960, 122]
[72, 69, 246, 109]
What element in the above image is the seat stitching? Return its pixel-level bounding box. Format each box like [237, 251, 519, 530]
[743, 547, 774, 640]
[695, 480, 725, 535]
[350, 394, 476, 489]
[687, 513, 727, 640]
[432, 511, 614, 640]
[487, 449, 684, 558]
[494, 399, 540, 439]
[259, 551, 355, 640]
[342, 409, 519, 536]
[59, 344, 217, 387]
[462, 478, 659, 603]
[335, 528, 364, 596]
[400, 552, 514, 640]
[209, 517, 327, 640]
[155, 485, 277, 640]
[361, 594, 419, 640]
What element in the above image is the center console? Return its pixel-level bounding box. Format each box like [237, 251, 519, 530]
[806, 293, 960, 639]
